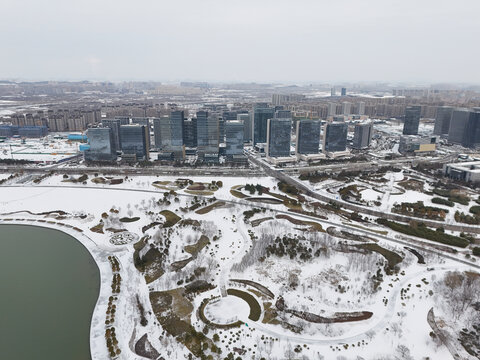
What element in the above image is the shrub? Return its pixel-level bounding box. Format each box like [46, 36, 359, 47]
[431, 197, 454, 207]
[473, 247, 480, 257]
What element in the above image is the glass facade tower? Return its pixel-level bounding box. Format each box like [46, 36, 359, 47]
[296, 120, 320, 154]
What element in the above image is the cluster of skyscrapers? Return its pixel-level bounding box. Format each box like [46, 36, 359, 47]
[83, 103, 377, 163]
[433, 107, 480, 148]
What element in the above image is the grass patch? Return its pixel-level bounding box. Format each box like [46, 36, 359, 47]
[133, 239, 165, 284]
[160, 210, 181, 227]
[227, 289, 261, 321]
[392, 201, 448, 221]
[90, 222, 104, 234]
[195, 201, 226, 215]
[377, 218, 469, 248]
[355, 243, 403, 269]
[119, 216, 140, 223]
[251, 217, 274, 227]
[276, 214, 324, 232]
[185, 190, 215, 196]
[433, 188, 470, 206]
[341, 222, 388, 235]
[184, 235, 209, 257]
[262, 302, 280, 325]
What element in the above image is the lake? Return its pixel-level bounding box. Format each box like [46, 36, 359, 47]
[0, 224, 100, 359]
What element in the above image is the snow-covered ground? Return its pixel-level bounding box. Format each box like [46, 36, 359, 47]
[0, 175, 477, 360]
[0, 135, 80, 162]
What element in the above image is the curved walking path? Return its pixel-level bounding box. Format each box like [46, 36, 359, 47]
[1, 183, 479, 349]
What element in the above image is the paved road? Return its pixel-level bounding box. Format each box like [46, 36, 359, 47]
[248, 153, 480, 234]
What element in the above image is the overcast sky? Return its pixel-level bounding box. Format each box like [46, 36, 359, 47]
[1, 0, 479, 83]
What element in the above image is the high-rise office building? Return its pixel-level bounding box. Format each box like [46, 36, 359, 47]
[463, 110, 480, 148]
[331, 87, 335, 96]
[218, 116, 225, 144]
[120, 125, 150, 161]
[341, 87, 347, 96]
[352, 122, 373, 149]
[84, 127, 117, 162]
[237, 113, 251, 143]
[114, 116, 130, 125]
[253, 106, 274, 145]
[183, 118, 197, 148]
[102, 119, 122, 150]
[296, 120, 320, 155]
[132, 117, 150, 129]
[225, 120, 244, 157]
[153, 112, 185, 160]
[274, 110, 292, 119]
[196, 110, 219, 159]
[324, 122, 348, 152]
[433, 106, 454, 135]
[267, 118, 291, 157]
[403, 106, 421, 135]
[448, 109, 470, 144]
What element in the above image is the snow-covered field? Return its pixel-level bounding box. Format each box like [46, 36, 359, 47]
[0, 175, 478, 360]
[0, 135, 79, 162]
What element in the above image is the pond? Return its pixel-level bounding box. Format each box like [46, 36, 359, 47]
[0, 224, 100, 360]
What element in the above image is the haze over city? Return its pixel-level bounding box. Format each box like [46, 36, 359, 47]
[1, 0, 480, 83]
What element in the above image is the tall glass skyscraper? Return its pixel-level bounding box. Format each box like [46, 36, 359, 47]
[403, 106, 421, 135]
[237, 113, 251, 143]
[463, 110, 480, 148]
[253, 106, 274, 145]
[225, 120, 244, 157]
[433, 106, 454, 135]
[352, 122, 373, 149]
[102, 119, 122, 150]
[296, 120, 320, 154]
[196, 110, 219, 158]
[183, 118, 197, 148]
[120, 125, 150, 161]
[153, 111, 185, 159]
[267, 118, 291, 157]
[448, 109, 470, 144]
[84, 127, 117, 162]
[324, 122, 348, 152]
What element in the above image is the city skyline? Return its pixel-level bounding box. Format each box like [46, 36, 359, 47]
[1, 0, 479, 83]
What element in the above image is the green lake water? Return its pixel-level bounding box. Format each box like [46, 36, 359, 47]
[0, 224, 100, 360]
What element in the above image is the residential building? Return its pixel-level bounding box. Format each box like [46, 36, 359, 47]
[357, 101, 365, 116]
[342, 102, 352, 115]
